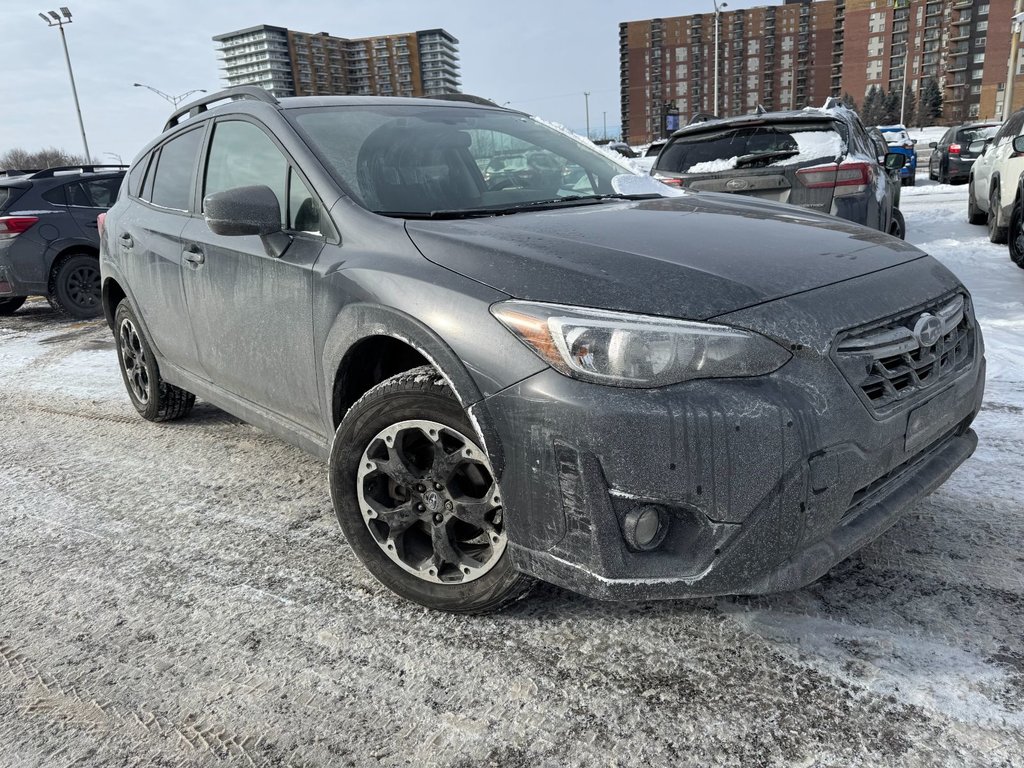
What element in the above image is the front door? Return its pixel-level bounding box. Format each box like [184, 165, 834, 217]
[180, 118, 325, 433]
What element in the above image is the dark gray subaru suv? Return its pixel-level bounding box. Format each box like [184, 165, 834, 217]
[100, 87, 985, 613]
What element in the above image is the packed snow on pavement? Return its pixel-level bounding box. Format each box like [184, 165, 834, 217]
[1, 178, 1022, 767]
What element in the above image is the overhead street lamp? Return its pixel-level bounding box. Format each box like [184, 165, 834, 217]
[713, 1, 728, 117]
[38, 7, 91, 162]
[584, 91, 591, 139]
[133, 83, 207, 108]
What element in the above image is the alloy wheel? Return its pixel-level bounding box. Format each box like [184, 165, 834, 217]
[119, 318, 150, 403]
[65, 262, 100, 311]
[356, 419, 506, 584]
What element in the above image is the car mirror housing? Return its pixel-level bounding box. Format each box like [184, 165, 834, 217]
[928, 142, 938, 149]
[204, 185, 283, 237]
[1013, 136, 1024, 154]
[884, 152, 907, 171]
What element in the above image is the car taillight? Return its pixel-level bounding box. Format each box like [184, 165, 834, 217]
[797, 162, 870, 197]
[0, 216, 39, 239]
[654, 175, 684, 187]
[949, 143, 961, 155]
[97, 212, 106, 239]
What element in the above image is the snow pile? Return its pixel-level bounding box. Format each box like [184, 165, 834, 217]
[687, 156, 740, 173]
[771, 130, 845, 166]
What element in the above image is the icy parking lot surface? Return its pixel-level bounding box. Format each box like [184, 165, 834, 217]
[1, 181, 1023, 766]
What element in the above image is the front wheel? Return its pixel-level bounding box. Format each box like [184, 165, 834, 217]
[330, 366, 533, 613]
[0, 296, 27, 315]
[1009, 200, 1024, 268]
[114, 301, 195, 421]
[889, 208, 906, 240]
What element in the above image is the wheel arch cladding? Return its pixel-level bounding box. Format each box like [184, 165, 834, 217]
[323, 303, 506, 477]
[102, 277, 127, 330]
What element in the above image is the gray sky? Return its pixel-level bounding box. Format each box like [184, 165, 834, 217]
[0, 0, 778, 162]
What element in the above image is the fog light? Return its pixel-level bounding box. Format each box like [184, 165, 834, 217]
[623, 504, 669, 551]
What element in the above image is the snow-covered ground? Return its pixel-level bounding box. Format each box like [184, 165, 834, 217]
[1, 179, 1022, 766]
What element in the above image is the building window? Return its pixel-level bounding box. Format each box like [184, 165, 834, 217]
[976, 37, 986, 47]
[976, 20, 988, 31]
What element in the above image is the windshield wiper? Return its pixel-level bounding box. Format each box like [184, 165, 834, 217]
[735, 149, 800, 167]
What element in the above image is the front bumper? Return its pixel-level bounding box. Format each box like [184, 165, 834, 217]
[479, 267, 985, 601]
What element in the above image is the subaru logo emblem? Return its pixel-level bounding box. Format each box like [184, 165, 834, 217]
[726, 178, 749, 191]
[913, 313, 943, 348]
[423, 490, 442, 512]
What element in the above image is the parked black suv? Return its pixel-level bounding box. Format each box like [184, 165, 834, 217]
[650, 107, 907, 238]
[101, 88, 984, 613]
[0, 165, 126, 317]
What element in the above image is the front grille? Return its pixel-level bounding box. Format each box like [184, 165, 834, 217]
[834, 293, 975, 414]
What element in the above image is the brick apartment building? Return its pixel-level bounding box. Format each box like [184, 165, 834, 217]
[621, 0, 1024, 145]
[213, 25, 460, 99]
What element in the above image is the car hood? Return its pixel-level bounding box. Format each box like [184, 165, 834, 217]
[405, 193, 927, 320]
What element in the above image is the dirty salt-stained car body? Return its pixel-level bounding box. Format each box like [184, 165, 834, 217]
[100, 88, 985, 612]
[651, 108, 906, 238]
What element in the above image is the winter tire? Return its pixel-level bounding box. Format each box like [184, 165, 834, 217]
[906, 173, 916, 187]
[330, 365, 533, 613]
[48, 252, 103, 319]
[989, 187, 1008, 244]
[967, 181, 985, 225]
[114, 301, 195, 422]
[1010, 201, 1024, 269]
[889, 208, 906, 240]
[0, 296, 27, 315]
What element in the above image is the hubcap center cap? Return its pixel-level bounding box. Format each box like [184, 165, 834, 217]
[422, 490, 442, 513]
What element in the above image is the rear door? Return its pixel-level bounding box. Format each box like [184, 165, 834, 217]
[63, 176, 123, 240]
[179, 117, 325, 432]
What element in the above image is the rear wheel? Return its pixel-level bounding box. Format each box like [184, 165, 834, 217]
[906, 172, 916, 187]
[967, 180, 986, 225]
[48, 252, 102, 319]
[989, 187, 1008, 244]
[0, 297, 27, 315]
[330, 366, 533, 613]
[114, 301, 195, 422]
[1009, 200, 1024, 268]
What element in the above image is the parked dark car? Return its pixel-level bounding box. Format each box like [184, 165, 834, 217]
[101, 88, 984, 613]
[1005, 150, 1024, 269]
[650, 107, 907, 238]
[928, 122, 1001, 184]
[0, 165, 126, 317]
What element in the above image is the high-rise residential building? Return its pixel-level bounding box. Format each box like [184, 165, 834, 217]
[213, 25, 461, 99]
[621, 0, 1024, 146]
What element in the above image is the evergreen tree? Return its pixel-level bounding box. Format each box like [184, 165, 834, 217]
[901, 84, 916, 127]
[915, 78, 943, 126]
[862, 85, 883, 125]
[841, 92, 858, 112]
[882, 89, 901, 124]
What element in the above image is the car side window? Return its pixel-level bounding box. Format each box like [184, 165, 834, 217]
[41, 185, 67, 206]
[288, 168, 321, 234]
[66, 178, 121, 209]
[204, 120, 288, 228]
[150, 129, 204, 211]
[140, 151, 158, 202]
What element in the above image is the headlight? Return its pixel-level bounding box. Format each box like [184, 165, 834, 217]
[491, 301, 791, 388]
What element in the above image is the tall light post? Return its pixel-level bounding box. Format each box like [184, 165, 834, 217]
[584, 91, 591, 139]
[133, 83, 207, 108]
[38, 7, 90, 161]
[899, 48, 910, 126]
[713, 0, 728, 116]
[1005, 6, 1024, 121]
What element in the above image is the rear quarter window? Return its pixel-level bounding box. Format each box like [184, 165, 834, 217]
[0, 187, 26, 211]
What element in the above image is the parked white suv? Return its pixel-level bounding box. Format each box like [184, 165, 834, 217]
[968, 108, 1024, 243]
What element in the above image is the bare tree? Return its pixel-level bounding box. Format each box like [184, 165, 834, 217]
[0, 147, 90, 172]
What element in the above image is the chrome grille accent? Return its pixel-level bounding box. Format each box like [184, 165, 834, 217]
[834, 294, 975, 414]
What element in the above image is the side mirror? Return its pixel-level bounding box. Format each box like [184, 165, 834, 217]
[911, 139, 918, 145]
[204, 185, 291, 257]
[968, 140, 988, 155]
[928, 142, 938, 149]
[884, 152, 907, 171]
[1013, 136, 1024, 154]
[204, 185, 282, 236]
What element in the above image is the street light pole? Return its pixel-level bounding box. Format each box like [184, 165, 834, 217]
[584, 91, 591, 139]
[1005, 5, 1024, 121]
[39, 8, 90, 161]
[713, 1, 728, 116]
[133, 83, 207, 108]
[900, 48, 909, 125]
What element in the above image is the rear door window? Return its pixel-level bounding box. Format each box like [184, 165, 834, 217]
[150, 128, 204, 211]
[66, 178, 122, 208]
[658, 123, 845, 174]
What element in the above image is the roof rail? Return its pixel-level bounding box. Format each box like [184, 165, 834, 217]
[28, 164, 129, 179]
[0, 169, 41, 177]
[164, 86, 279, 132]
[422, 93, 500, 107]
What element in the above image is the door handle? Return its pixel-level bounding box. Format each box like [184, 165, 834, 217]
[119, 233, 134, 247]
[182, 246, 205, 266]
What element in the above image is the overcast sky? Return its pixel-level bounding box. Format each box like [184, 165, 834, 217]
[0, 0, 778, 162]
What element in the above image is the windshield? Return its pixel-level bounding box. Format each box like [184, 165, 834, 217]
[291, 105, 632, 216]
[656, 123, 846, 174]
[880, 127, 910, 145]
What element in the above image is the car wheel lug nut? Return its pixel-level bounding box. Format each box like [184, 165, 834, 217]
[445, 501, 453, 511]
[433, 513, 444, 524]
[416, 503, 425, 512]
[434, 483, 443, 491]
